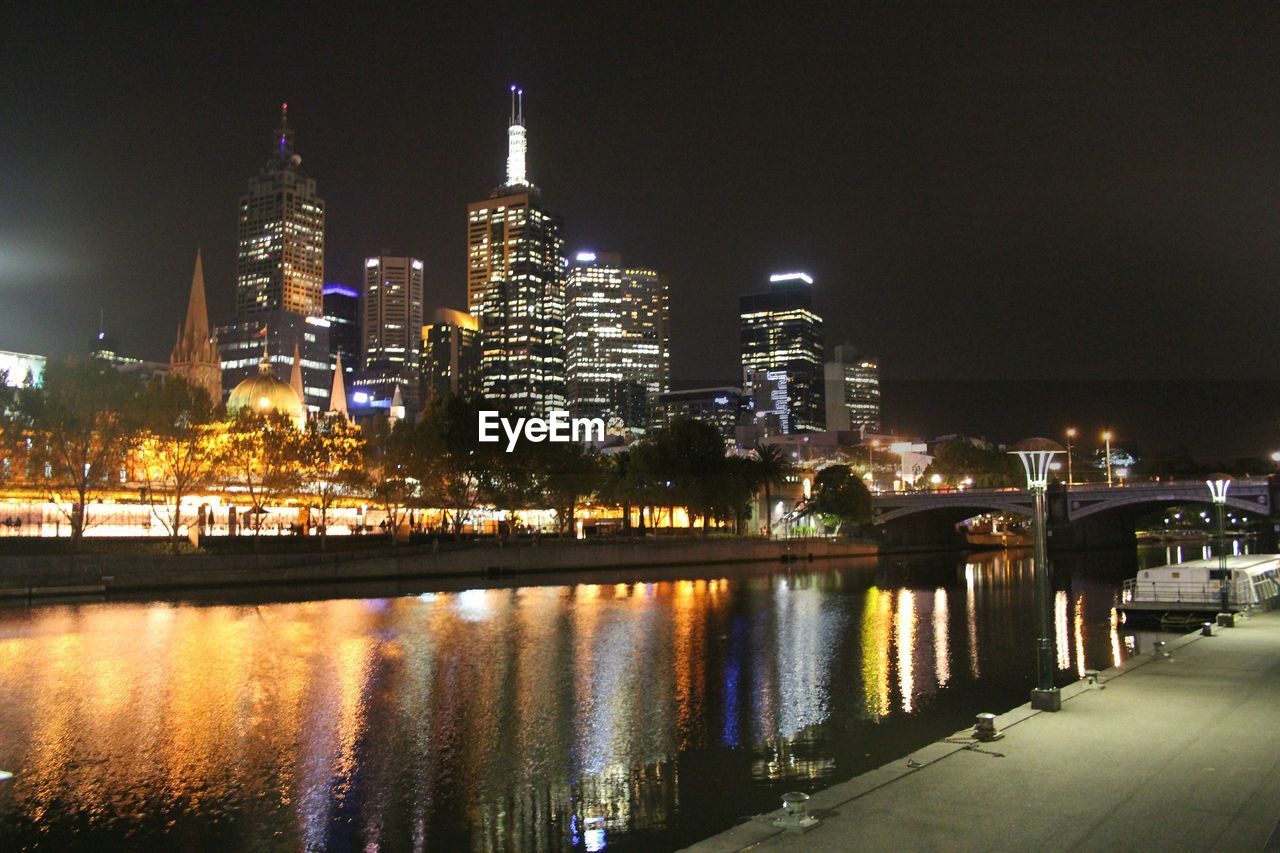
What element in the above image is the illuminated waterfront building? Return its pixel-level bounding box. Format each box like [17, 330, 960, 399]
[739, 272, 824, 434]
[565, 251, 669, 433]
[235, 103, 325, 319]
[421, 308, 481, 402]
[168, 250, 222, 402]
[466, 87, 566, 414]
[354, 255, 424, 412]
[824, 344, 880, 432]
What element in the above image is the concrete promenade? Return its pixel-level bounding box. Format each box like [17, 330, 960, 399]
[688, 611, 1280, 852]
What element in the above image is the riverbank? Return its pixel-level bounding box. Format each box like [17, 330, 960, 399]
[0, 536, 878, 599]
[686, 610, 1280, 852]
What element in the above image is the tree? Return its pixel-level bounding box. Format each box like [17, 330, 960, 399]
[535, 441, 603, 535]
[752, 441, 791, 536]
[416, 395, 490, 539]
[135, 375, 222, 550]
[809, 464, 872, 534]
[654, 417, 728, 535]
[920, 439, 1021, 488]
[599, 450, 640, 535]
[219, 409, 300, 536]
[17, 358, 142, 545]
[293, 414, 366, 549]
[362, 417, 416, 541]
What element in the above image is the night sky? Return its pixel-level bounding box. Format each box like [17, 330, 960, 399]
[3, 6, 1279, 457]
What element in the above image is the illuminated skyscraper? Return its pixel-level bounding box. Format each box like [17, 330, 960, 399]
[354, 255, 424, 413]
[824, 345, 881, 432]
[565, 251, 669, 433]
[220, 103, 329, 411]
[466, 87, 566, 414]
[235, 103, 325, 319]
[739, 272, 824, 434]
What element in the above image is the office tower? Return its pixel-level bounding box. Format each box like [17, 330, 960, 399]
[652, 386, 743, 447]
[353, 255, 424, 413]
[564, 251, 669, 434]
[824, 345, 881, 432]
[322, 283, 359, 381]
[168, 251, 222, 402]
[466, 87, 566, 414]
[219, 104, 330, 412]
[421, 308, 481, 402]
[235, 103, 325, 318]
[739, 272, 824, 434]
[217, 314, 331, 412]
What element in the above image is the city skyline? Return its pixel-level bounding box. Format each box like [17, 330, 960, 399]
[4, 6, 1280, 456]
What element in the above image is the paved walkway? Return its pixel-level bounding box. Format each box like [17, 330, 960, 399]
[688, 611, 1280, 852]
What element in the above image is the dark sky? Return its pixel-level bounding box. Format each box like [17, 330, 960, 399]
[3, 5, 1279, 456]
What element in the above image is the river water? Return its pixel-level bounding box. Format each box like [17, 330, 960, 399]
[0, 545, 1189, 851]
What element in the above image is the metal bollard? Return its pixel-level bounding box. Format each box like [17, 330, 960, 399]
[1085, 669, 1104, 689]
[772, 791, 819, 832]
[1201, 622, 1214, 637]
[974, 712, 1003, 741]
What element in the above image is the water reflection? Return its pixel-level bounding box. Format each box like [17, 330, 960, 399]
[0, 548, 1162, 851]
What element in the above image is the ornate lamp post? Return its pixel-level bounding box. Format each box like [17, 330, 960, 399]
[1011, 438, 1065, 712]
[1102, 430, 1114, 487]
[1206, 477, 1231, 615]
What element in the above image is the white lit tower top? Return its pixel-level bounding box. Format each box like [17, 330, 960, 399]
[505, 85, 531, 189]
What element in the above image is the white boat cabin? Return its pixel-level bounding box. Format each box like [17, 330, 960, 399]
[1125, 554, 1280, 610]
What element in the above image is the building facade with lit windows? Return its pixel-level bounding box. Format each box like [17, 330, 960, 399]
[235, 104, 325, 319]
[652, 386, 743, 447]
[824, 344, 881, 432]
[217, 312, 331, 412]
[466, 87, 566, 414]
[422, 308, 481, 402]
[353, 255, 423, 412]
[739, 272, 825, 434]
[565, 251, 669, 433]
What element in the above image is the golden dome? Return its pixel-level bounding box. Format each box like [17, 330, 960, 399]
[227, 360, 306, 428]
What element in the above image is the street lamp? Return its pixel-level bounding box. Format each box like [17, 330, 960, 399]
[1011, 437, 1065, 712]
[1207, 477, 1231, 616]
[1065, 427, 1077, 485]
[1102, 431, 1114, 487]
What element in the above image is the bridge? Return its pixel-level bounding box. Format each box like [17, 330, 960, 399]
[871, 477, 1277, 550]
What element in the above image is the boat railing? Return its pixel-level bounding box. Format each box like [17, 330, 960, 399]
[1123, 578, 1221, 605]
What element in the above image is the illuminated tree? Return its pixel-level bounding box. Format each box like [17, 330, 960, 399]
[219, 409, 300, 536]
[532, 441, 602, 535]
[292, 414, 366, 549]
[362, 417, 415, 541]
[135, 375, 223, 550]
[16, 358, 141, 545]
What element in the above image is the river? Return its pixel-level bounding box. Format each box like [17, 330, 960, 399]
[0, 545, 1194, 850]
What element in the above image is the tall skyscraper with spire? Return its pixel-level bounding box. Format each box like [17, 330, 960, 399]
[235, 103, 325, 318]
[219, 104, 330, 412]
[170, 250, 222, 402]
[466, 86, 566, 414]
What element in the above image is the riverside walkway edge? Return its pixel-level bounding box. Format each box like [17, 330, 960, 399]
[685, 611, 1280, 853]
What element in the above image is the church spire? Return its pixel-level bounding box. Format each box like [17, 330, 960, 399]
[170, 249, 222, 403]
[289, 342, 304, 401]
[184, 249, 210, 339]
[328, 352, 349, 419]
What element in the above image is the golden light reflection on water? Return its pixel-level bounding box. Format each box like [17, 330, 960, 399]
[0, 553, 1149, 850]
